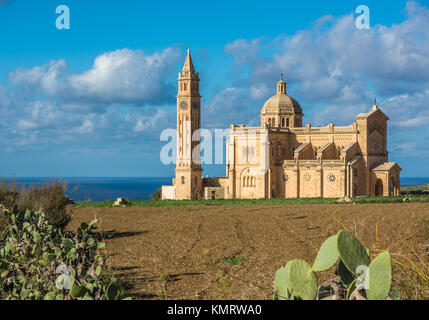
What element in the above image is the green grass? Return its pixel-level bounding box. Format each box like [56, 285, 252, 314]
[75, 195, 429, 208]
[221, 256, 248, 266]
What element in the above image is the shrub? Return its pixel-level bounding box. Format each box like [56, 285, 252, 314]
[0, 216, 8, 233]
[17, 180, 74, 229]
[0, 205, 130, 300]
[0, 178, 74, 229]
[0, 178, 19, 211]
[151, 187, 162, 201]
[274, 230, 401, 300]
[0, 178, 19, 232]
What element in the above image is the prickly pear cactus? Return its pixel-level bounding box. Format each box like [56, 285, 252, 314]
[274, 266, 289, 300]
[0, 205, 130, 300]
[366, 251, 391, 300]
[285, 259, 318, 300]
[312, 235, 339, 272]
[336, 230, 370, 276]
[337, 260, 355, 286]
[274, 229, 398, 300]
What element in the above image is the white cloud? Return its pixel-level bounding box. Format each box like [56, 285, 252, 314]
[17, 119, 37, 131]
[68, 47, 181, 104]
[392, 142, 417, 152]
[205, 87, 260, 128]
[75, 119, 94, 135]
[9, 60, 66, 95]
[8, 47, 181, 106]
[250, 84, 270, 100]
[0, 85, 9, 109]
[133, 109, 166, 133]
[0, 46, 184, 153]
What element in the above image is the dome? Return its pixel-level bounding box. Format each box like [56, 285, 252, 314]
[261, 94, 302, 115]
[260, 74, 302, 115]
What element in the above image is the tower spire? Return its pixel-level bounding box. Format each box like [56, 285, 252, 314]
[182, 46, 195, 75]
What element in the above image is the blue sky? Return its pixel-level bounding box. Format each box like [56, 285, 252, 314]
[0, 0, 428, 178]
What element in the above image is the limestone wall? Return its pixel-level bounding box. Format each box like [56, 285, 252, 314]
[161, 186, 175, 200]
[204, 187, 225, 200]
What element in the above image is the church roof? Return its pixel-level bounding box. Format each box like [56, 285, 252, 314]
[261, 75, 302, 115]
[356, 100, 389, 120]
[372, 162, 401, 172]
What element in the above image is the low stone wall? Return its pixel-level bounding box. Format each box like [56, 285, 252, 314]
[204, 187, 225, 200]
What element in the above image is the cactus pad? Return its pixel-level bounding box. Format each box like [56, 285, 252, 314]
[285, 259, 318, 300]
[274, 266, 289, 300]
[337, 230, 370, 276]
[365, 251, 391, 300]
[337, 260, 355, 286]
[312, 235, 339, 272]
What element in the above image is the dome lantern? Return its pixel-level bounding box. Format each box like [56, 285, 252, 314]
[277, 73, 287, 95]
[260, 75, 303, 128]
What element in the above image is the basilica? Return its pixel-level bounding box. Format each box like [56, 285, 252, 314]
[161, 49, 401, 200]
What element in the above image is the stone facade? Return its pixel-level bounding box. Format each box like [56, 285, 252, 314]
[162, 50, 401, 200]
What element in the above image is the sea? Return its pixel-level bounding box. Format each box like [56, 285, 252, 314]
[2, 177, 428, 202]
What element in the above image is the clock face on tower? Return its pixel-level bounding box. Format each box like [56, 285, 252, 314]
[180, 100, 188, 110]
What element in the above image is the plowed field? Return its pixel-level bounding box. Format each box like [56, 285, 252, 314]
[68, 203, 429, 299]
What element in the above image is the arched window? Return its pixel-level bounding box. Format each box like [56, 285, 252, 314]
[286, 118, 290, 127]
[181, 176, 185, 184]
[375, 179, 383, 196]
[390, 178, 394, 197]
[281, 118, 285, 127]
[242, 176, 256, 187]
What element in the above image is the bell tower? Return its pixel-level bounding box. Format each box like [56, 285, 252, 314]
[175, 48, 203, 200]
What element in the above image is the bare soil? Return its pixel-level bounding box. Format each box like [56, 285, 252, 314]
[68, 203, 429, 299]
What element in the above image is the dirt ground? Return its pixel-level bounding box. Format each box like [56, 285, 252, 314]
[68, 203, 429, 299]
